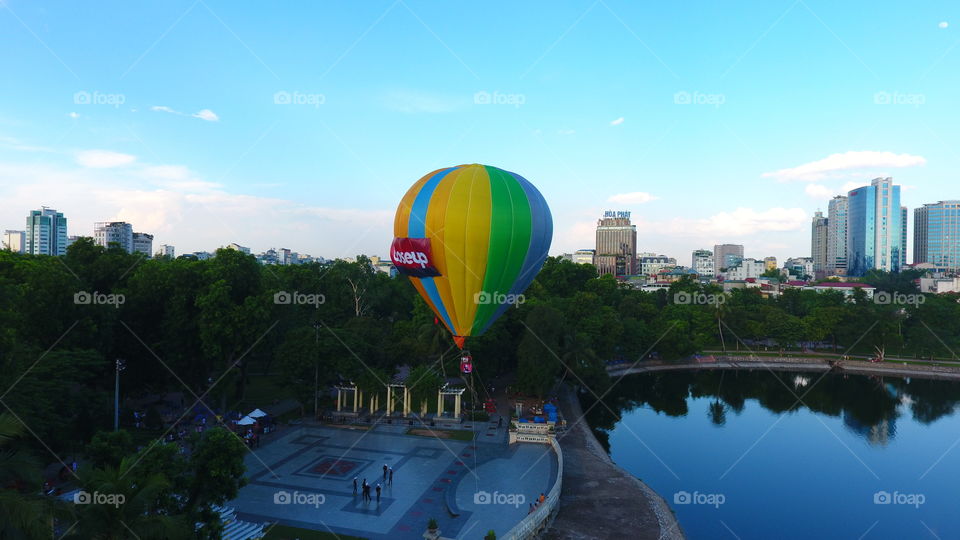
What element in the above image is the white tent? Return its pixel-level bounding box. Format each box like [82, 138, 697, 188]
[236, 416, 256, 425]
[248, 408, 268, 418]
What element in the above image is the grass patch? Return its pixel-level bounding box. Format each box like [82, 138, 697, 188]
[263, 524, 367, 540]
[406, 427, 475, 441]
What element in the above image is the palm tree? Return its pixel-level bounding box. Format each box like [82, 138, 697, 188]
[67, 457, 189, 540]
[0, 412, 63, 540]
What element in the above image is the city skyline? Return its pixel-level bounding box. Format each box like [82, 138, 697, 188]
[3, 2, 960, 262]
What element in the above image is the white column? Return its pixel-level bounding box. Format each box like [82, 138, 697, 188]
[454, 395, 461, 417]
[437, 392, 443, 417]
[353, 388, 358, 412]
[403, 388, 410, 416]
[386, 387, 392, 416]
[336, 389, 342, 412]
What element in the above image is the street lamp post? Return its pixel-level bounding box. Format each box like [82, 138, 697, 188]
[114, 359, 126, 431]
[312, 322, 322, 419]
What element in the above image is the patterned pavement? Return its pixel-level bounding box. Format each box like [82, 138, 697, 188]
[232, 421, 556, 539]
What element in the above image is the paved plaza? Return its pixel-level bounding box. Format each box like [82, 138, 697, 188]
[232, 422, 558, 539]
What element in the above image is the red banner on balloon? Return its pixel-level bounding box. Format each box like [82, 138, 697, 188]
[390, 237, 441, 278]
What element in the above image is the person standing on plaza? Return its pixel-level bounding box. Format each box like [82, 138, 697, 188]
[376, 483, 381, 502]
[383, 463, 388, 480]
[353, 476, 358, 495]
[388, 467, 394, 485]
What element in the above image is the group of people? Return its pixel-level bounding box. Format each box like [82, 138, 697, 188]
[352, 464, 395, 505]
[527, 492, 547, 514]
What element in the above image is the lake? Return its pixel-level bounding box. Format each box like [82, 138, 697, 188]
[585, 369, 960, 539]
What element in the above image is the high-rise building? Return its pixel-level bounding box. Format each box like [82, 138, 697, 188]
[901, 206, 908, 265]
[763, 256, 778, 271]
[95, 221, 134, 252]
[25, 207, 68, 255]
[595, 211, 637, 277]
[914, 200, 960, 271]
[846, 178, 904, 276]
[691, 249, 714, 276]
[713, 244, 744, 271]
[156, 244, 175, 258]
[132, 232, 153, 257]
[827, 195, 848, 275]
[811, 210, 829, 274]
[3, 230, 25, 253]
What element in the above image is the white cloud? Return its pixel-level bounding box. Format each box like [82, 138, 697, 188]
[610, 117, 624, 126]
[608, 191, 659, 204]
[804, 184, 835, 199]
[76, 150, 137, 168]
[557, 129, 575, 135]
[693, 207, 808, 236]
[940, 21, 949, 29]
[762, 151, 926, 182]
[152, 105, 220, 122]
[0, 136, 54, 153]
[68, 112, 79, 119]
[0, 160, 392, 257]
[192, 109, 219, 122]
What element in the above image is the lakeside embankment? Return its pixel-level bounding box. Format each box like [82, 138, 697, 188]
[545, 354, 960, 539]
[544, 385, 684, 540]
[606, 354, 960, 381]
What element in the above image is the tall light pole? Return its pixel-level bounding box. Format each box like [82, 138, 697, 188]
[114, 359, 126, 431]
[312, 322, 321, 419]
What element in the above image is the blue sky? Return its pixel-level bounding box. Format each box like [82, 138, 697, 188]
[2, 0, 959, 262]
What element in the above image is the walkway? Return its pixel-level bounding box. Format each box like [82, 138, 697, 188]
[544, 386, 683, 540]
[607, 354, 960, 381]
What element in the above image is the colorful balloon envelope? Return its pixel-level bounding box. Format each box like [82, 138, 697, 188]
[391, 164, 553, 349]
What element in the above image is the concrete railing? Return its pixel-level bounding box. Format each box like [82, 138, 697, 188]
[501, 438, 563, 540]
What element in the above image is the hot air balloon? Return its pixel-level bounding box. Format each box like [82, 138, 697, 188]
[391, 164, 553, 349]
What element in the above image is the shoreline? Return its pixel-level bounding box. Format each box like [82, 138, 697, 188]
[606, 354, 960, 381]
[544, 384, 684, 540]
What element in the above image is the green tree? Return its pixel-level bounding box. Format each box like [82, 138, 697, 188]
[69, 457, 189, 540]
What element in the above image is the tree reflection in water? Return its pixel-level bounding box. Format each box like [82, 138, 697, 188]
[584, 370, 960, 451]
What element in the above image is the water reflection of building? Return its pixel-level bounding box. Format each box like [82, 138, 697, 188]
[842, 410, 896, 446]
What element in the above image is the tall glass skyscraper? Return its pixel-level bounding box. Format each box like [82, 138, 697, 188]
[846, 178, 903, 276]
[914, 201, 960, 271]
